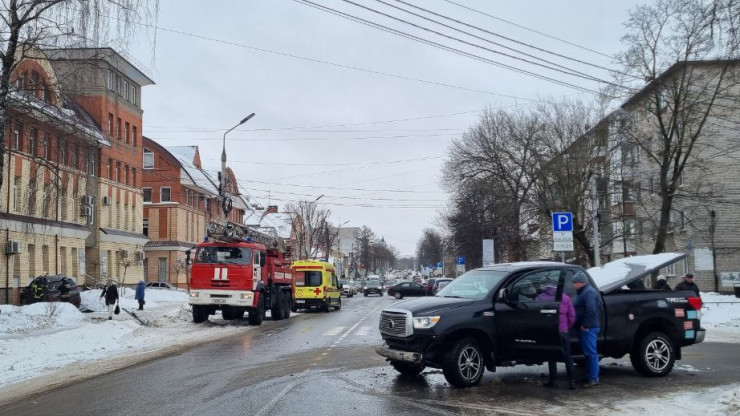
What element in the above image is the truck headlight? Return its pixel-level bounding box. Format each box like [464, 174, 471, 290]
[189, 292, 199, 298]
[241, 292, 253, 299]
[413, 316, 440, 329]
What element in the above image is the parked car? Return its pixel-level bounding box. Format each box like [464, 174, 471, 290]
[387, 281, 427, 299]
[364, 279, 383, 296]
[339, 279, 356, 297]
[432, 278, 454, 295]
[424, 278, 438, 296]
[377, 253, 705, 387]
[21, 275, 81, 308]
[146, 282, 176, 290]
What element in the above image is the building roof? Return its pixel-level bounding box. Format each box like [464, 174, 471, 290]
[45, 47, 155, 86]
[165, 146, 220, 196]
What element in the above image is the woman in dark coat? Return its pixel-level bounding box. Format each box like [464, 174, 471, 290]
[135, 280, 146, 310]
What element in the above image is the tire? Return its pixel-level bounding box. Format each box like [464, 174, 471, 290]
[323, 299, 332, 313]
[630, 331, 675, 377]
[222, 308, 235, 321]
[394, 292, 403, 299]
[334, 297, 341, 311]
[291, 303, 298, 313]
[248, 294, 265, 326]
[192, 305, 208, 323]
[283, 293, 292, 319]
[442, 337, 486, 388]
[234, 309, 245, 320]
[271, 291, 284, 321]
[391, 361, 425, 377]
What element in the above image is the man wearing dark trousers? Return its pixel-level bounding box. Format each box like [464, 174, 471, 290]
[572, 271, 601, 388]
[675, 273, 700, 296]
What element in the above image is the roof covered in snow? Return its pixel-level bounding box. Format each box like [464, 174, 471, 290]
[165, 146, 219, 196]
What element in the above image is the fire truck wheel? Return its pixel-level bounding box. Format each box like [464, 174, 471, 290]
[283, 294, 292, 319]
[192, 305, 208, 323]
[249, 295, 265, 325]
[291, 303, 298, 313]
[271, 291, 285, 321]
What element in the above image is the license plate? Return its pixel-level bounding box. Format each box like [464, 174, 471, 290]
[214, 299, 225, 303]
[295, 300, 305, 304]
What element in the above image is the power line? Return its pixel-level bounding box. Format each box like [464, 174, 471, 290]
[147, 132, 459, 142]
[201, 154, 443, 167]
[294, 0, 606, 96]
[441, 0, 612, 59]
[240, 178, 445, 194]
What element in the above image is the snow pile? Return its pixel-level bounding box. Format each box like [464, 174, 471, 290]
[588, 384, 740, 416]
[79, 287, 187, 312]
[699, 292, 740, 342]
[0, 303, 85, 334]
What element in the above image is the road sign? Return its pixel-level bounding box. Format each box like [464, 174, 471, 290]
[456, 256, 465, 265]
[552, 212, 573, 232]
[437, 262, 443, 268]
[553, 241, 574, 251]
[482, 239, 494, 266]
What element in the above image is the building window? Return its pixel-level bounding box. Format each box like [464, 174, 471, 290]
[124, 165, 129, 185]
[107, 70, 116, 91]
[60, 247, 67, 275]
[624, 219, 635, 238]
[124, 122, 130, 144]
[87, 150, 96, 175]
[42, 245, 50, 275]
[42, 133, 49, 159]
[143, 187, 152, 202]
[71, 248, 78, 277]
[28, 244, 36, 278]
[28, 180, 37, 215]
[108, 113, 114, 136]
[131, 168, 137, 187]
[116, 162, 121, 182]
[12, 122, 21, 150]
[29, 128, 37, 156]
[680, 211, 688, 231]
[143, 148, 154, 169]
[107, 158, 112, 179]
[130, 85, 136, 105]
[60, 188, 68, 220]
[116, 118, 122, 142]
[123, 80, 129, 100]
[13, 177, 20, 211]
[161, 187, 171, 203]
[132, 126, 138, 147]
[143, 218, 149, 236]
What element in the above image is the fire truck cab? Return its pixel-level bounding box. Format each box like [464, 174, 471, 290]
[189, 238, 292, 325]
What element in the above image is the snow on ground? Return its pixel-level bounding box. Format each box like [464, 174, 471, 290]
[590, 384, 740, 416]
[700, 292, 740, 342]
[0, 288, 249, 390]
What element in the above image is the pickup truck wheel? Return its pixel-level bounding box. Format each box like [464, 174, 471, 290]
[248, 295, 265, 326]
[394, 292, 403, 299]
[192, 305, 208, 323]
[631, 332, 675, 377]
[442, 337, 485, 388]
[391, 361, 425, 377]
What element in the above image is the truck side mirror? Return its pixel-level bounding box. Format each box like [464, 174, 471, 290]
[499, 288, 509, 303]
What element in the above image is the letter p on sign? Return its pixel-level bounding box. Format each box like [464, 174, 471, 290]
[552, 212, 573, 232]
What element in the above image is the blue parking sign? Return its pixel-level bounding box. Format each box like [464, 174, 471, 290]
[456, 256, 465, 265]
[437, 262, 443, 268]
[552, 212, 573, 232]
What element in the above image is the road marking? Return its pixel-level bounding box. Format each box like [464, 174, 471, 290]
[323, 326, 345, 336]
[253, 381, 296, 416]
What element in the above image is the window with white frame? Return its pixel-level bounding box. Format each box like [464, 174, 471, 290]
[107, 70, 116, 91]
[624, 218, 635, 238]
[143, 149, 154, 169]
[161, 187, 171, 203]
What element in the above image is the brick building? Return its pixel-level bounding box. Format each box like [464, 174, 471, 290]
[1, 47, 152, 303]
[140, 140, 250, 287]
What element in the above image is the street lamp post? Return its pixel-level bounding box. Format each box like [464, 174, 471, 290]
[219, 113, 255, 215]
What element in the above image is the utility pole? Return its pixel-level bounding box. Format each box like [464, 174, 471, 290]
[710, 210, 718, 292]
[590, 174, 601, 267]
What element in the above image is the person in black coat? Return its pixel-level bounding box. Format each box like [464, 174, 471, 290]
[675, 273, 700, 296]
[654, 275, 672, 291]
[100, 279, 119, 320]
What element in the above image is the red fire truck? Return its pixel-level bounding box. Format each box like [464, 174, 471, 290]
[188, 225, 293, 325]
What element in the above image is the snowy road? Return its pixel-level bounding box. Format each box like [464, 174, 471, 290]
[1, 293, 740, 415]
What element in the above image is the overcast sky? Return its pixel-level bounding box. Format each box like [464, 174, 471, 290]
[128, 0, 644, 256]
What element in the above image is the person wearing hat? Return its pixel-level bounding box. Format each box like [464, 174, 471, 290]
[572, 271, 602, 387]
[675, 273, 700, 296]
[654, 275, 672, 291]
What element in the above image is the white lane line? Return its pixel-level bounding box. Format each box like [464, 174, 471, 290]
[354, 325, 371, 336]
[323, 326, 345, 336]
[253, 381, 296, 416]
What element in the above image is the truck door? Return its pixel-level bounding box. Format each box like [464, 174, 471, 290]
[495, 269, 565, 361]
[253, 251, 261, 288]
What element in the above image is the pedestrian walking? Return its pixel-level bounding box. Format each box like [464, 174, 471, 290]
[100, 279, 119, 320]
[536, 284, 577, 389]
[654, 275, 672, 291]
[675, 273, 700, 296]
[572, 271, 602, 388]
[135, 280, 146, 310]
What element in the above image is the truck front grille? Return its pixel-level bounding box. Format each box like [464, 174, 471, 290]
[380, 310, 410, 337]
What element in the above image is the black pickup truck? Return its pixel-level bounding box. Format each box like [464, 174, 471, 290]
[376, 253, 705, 387]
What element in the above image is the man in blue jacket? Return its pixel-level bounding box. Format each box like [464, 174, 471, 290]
[572, 271, 601, 387]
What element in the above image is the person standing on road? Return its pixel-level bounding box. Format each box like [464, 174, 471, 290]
[572, 272, 601, 388]
[59, 277, 72, 302]
[675, 273, 700, 296]
[135, 280, 146, 310]
[536, 284, 577, 389]
[654, 275, 672, 291]
[100, 279, 119, 320]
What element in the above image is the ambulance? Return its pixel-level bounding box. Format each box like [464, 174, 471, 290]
[291, 260, 342, 312]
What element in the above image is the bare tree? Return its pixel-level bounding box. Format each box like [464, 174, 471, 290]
[1, 0, 159, 194]
[285, 199, 333, 259]
[612, 0, 740, 255]
[416, 228, 444, 272]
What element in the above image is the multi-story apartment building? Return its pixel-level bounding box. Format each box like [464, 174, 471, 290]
[0, 47, 152, 303]
[141, 140, 250, 287]
[586, 60, 740, 293]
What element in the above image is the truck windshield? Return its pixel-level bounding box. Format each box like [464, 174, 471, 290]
[436, 270, 508, 300]
[195, 246, 252, 265]
[295, 271, 322, 287]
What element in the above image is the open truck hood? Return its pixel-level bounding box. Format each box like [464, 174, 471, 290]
[588, 252, 687, 293]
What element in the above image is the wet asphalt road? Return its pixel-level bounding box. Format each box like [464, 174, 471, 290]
[3, 294, 740, 416]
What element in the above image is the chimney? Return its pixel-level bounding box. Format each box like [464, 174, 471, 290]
[266, 205, 278, 214]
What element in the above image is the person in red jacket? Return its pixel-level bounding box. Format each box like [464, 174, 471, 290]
[536, 284, 577, 389]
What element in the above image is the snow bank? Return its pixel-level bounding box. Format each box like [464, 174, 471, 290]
[79, 288, 187, 312]
[0, 303, 85, 334]
[588, 384, 740, 415]
[699, 292, 740, 342]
